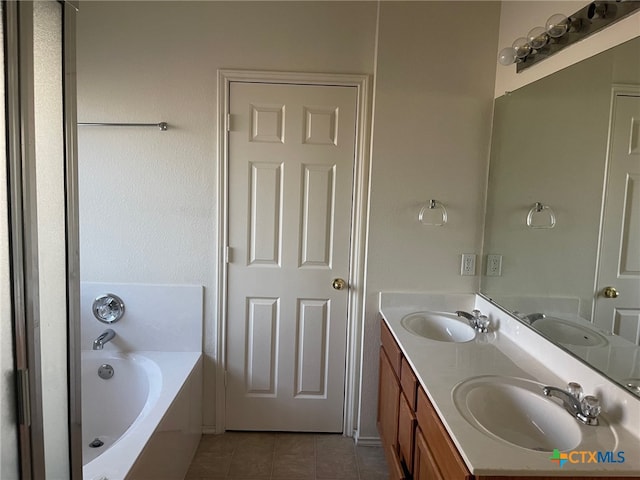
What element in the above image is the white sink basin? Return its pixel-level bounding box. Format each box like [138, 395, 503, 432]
[401, 312, 476, 343]
[453, 376, 582, 452]
[532, 317, 608, 347]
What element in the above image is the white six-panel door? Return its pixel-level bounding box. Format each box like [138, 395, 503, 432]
[594, 93, 640, 345]
[225, 82, 357, 431]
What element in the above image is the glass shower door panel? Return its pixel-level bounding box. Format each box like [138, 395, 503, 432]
[33, 2, 69, 478]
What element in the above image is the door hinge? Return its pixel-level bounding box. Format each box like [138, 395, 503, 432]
[17, 369, 30, 426]
[225, 246, 231, 264]
[226, 113, 231, 132]
[224, 370, 228, 388]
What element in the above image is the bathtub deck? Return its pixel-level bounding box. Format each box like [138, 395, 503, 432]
[185, 432, 388, 479]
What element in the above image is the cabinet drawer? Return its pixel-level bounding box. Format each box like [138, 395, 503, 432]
[416, 387, 471, 480]
[380, 319, 402, 377]
[400, 356, 418, 409]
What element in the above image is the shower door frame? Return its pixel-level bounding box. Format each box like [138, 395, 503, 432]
[3, 1, 81, 478]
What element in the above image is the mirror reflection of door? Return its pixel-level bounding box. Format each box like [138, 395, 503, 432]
[594, 91, 640, 345]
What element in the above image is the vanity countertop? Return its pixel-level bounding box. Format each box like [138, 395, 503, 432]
[379, 292, 640, 476]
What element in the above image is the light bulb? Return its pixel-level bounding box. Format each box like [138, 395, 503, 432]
[511, 37, 531, 59]
[498, 47, 517, 65]
[527, 26, 549, 50]
[588, 2, 607, 19]
[546, 13, 569, 38]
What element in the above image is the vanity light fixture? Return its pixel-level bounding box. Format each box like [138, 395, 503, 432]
[498, 1, 640, 72]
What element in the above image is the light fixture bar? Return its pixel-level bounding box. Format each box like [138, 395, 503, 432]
[498, 1, 640, 73]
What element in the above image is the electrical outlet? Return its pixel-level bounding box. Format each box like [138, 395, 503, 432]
[486, 254, 503, 276]
[460, 254, 476, 276]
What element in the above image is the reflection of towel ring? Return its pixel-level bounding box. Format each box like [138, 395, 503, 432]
[418, 199, 448, 226]
[526, 202, 556, 229]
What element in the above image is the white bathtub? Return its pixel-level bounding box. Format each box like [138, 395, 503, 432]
[82, 351, 202, 480]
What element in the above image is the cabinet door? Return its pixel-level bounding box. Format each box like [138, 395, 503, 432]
[398, 391, 416, 473]
[378, 346, 400, 451]
[414, 427, 443, 480]
[416, 388, 472, 480]
[388, 446, 408, 480]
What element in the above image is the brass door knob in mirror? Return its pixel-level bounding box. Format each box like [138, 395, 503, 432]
[332, 278, 347, 291]
[602, 286, 619, 299]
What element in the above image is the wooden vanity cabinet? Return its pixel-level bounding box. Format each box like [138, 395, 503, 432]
[379, 319, 468, 480]
[379, 319, 637, 480]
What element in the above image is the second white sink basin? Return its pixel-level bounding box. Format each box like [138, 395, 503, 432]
[453, 376, 583, 452]
[401, 312, 476, 343]
[532, 317, 608, 347]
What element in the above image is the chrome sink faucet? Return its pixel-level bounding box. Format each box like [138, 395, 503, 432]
[524, 312, 545, 324]
[93, 328, 116, 350]
[542, 382, 601, 426]
[512, 311, 545, 324]
[456, 309, 491, 333]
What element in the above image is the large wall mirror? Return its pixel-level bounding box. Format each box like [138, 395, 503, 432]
[481, 36, 640, 397]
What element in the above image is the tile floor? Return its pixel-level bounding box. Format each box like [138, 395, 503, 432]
[185, 432, 389, 480]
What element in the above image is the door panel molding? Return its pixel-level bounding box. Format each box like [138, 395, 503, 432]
[216, 70, 371, 436]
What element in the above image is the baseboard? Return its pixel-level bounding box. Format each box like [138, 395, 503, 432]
[201, 426, 381, 445]
[354, 435, 382, 447]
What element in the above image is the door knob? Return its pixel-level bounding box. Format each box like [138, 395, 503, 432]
[332, 278, 347, 291]
[602, 286, 619, 299]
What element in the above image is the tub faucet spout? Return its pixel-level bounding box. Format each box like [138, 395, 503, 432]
[93, 328, 116, 350]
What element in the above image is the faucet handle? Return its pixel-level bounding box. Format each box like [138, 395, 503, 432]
[472, 309, 481, 319]
[476, 315, 491, 332]
[567, 382, 583, 400]
[581, 395, 601, 419]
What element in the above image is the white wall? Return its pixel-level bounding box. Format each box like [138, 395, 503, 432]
[495, 1, 640, 97]
[80, 283, 202, 352]
[358, 1, 500, 439]
[77, 1, 378, 431]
